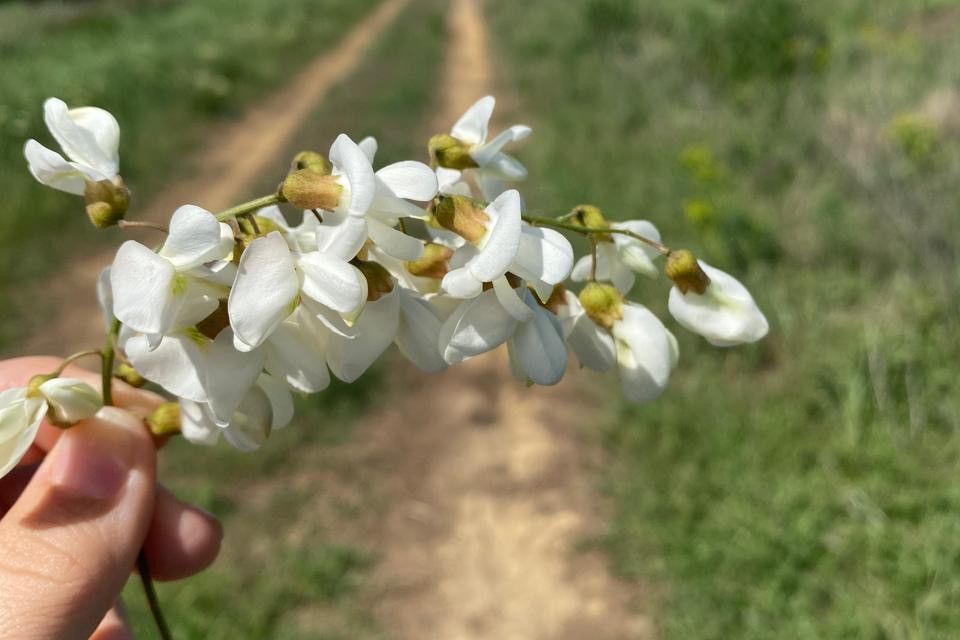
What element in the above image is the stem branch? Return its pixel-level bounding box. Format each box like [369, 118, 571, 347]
[137, 551, 173, 640]
[216, 194, 284, 221]
[522, 214, 671, 255]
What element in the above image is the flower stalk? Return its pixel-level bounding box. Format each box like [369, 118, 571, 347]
[522, 214, 671, 256]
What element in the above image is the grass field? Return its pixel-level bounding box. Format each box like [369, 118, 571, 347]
[120, 0, 447, 636]
[488, 0, 960, 638]
[0, 0, 379, 350]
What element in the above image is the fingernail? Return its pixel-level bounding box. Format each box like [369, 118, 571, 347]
[46, 409, 142, 501]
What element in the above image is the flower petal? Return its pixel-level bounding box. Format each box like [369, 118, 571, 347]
[43, 98, 118, 178]
[613, 304, 676, 403]
[314, 209, 369, 261]
[330, 133, 375, 214]
[326, 288, 400, 382]
[358, 136, 378, 162]
[228, 232, 299, 351]
[160, 205, 232, 270]
[493, 276, 535, 322]
[299, 252, 367, 314]
[257, 374, 294, 430]
[511, 225, 574, 286]
[451, 95, 494, 145]
[438, 288, 518, 364]
[375, 161, 438, 201]
[179, 400, 220, 446]
[111, 241, 179, 336]
[611, 220, 661, 278]
[263, 315, 330, 393]
[220, 385, 272, 452]
[471, 125, 531, 166]
[23, 139, 90, 194]
[395, 290, 447, 373]
[469, 190, 522, 282]
[124, 333, 209, 402]
[204, 329, 264, 426]
[0, 392, 45, 479]
[509, 299, 567, 386]
[367, 218, 424, 261]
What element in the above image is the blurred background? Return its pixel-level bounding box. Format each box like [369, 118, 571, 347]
[2, 0, 960, 638]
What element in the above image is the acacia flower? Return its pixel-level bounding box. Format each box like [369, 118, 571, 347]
[571, 219, 663, 293]
[111, 205, 232, 346]
[506, 289, 568, 386]
[431, 95, 531, 199]
[24, 98, 120, 195]
[667, 258, 769, 346]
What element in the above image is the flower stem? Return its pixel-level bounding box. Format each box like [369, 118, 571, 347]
[215, 193, 284, 221]
[100, 319, 173, 639]
[589, 237, 598, 281]
[522, 214, 671, 256]
[118, 220, 169, 233]
[137, 550, 173, 640]
[51, 349, 103, 376]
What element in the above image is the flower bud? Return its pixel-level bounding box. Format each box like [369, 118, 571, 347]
[26, 374, 55, 398]
[115, 363, 146, 388]
[238, 214, 281, 239]
[428, 133, 478, 170]
[84, 178, 129, 228]
[354, 259, 395, 301]
[37, 377, 103, 427]
[280, 169, 343, 211]
[291, 150, 331, 175]
[405, 243, 454, 279]
[434, 195, 489, 244]
[666, 249, 711, 295]
[571, 204, 609, 229]
[146, 402, 182, 437]
[578, 282, 623, 329]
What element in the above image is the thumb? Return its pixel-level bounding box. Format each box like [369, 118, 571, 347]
[0, 407, 156, 640]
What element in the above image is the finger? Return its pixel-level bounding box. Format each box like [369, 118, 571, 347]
[143, 485, 223, 581]
[0, 356, 166, 456]
[0, 407, 156, 640]
[90, 602, 132, 640]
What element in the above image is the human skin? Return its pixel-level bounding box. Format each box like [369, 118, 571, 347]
[0, 356, 223, 639]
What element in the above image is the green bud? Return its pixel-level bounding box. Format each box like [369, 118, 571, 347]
[115, 363, 146, 388]
[434, 195, 489, 244]
[26, 374, 55, 398]
[84, 178, 129, 228]
[405, 243, 454, 279]
[353, 259, 395, 301]
[578, 282, 623, 329]
[570, 204, 611, 241]
[291, 150, 331, 175]
[146, 402, 182, 437]
[281, 170, 343, 211]
[428, 133, 478, 170]
[665, 249, 711, 295]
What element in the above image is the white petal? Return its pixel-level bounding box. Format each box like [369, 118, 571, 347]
[228, 232, 299, 351]
[0, 391, 46, 479]
[436, 167, 472, 197]
[124, 333, 209, 402]
[509, 302, 567, 386]
[43, 98, 118, 178]
[23, 139, 90, 194]
[482, 153, 527, 181]
[96, 267, 113, 329]
[326, 288, 400, 382]
[221, 386, 272, 452]
[493, 276, 535, 322]
[367, 218, 424, 261]
[38, 378, 103, 424]
[371, 184, 429, 221]
[329, 133, 375, 214]
[613, 304, 676, 403]
[257, 374, 294, 430]
[438, 288, 518, 364]
[111, 241, 179, 336]
[511, 225, 574, 285]
[179, 400, 220, 446]
[451, 95, 494, 145]
[611, 220, 661, 278]
[470, 190, 522, 282]
[471, 125, 531, 166]
[441, 265, 483, 299]
[160, 205, 232, 270]
[667, 261, 769, 346]
[395, 290, 447, 373]
[358, 136, 378, 162]
[263, 316, 330, 393]
[299, 252, 367, 314]
[314, 209, 369, 261]
[557, 292, 616, 372]
[375, 161, 438, 201]
[301, 298, 354, 338]
[204, 329, 264, 426]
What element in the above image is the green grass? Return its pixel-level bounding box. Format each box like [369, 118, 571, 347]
[121, 0, 447, 636]
[0, 0, 380, 351]
[488, 0, 960, 638]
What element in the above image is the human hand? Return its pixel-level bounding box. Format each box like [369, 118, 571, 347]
[0, 356, 222, 639]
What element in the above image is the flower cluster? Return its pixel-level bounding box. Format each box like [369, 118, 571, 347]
[2, 94, 769, 472]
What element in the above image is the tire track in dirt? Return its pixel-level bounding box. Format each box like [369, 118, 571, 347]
[355, 1, 654, 637]
[24, 0, 411, 357]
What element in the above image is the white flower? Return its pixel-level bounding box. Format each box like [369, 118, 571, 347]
[445, 95, 531, 199]
[324, 284, 447, 381]
[668, 260, 769, 346]
[558, 292, 677, 403]
[37, 378, 103, 425]
[179, 374, 293, 452]
[111, 205, 232, 343]
[510, 222, 575, 302]
[228, 230, 367, 352]
[506, 290, 567, 386]
[441, 190, 523, 298]
[571, 220, 663, 293]
[24, 97, 120, 194]
[317, 135, 437, 262]
[438, 287, 520, 364]
[0, 388, 47, 479]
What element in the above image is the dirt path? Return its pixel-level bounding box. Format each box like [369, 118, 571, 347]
[355, 0, 653, 637]
[25, 0, 410, 357]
